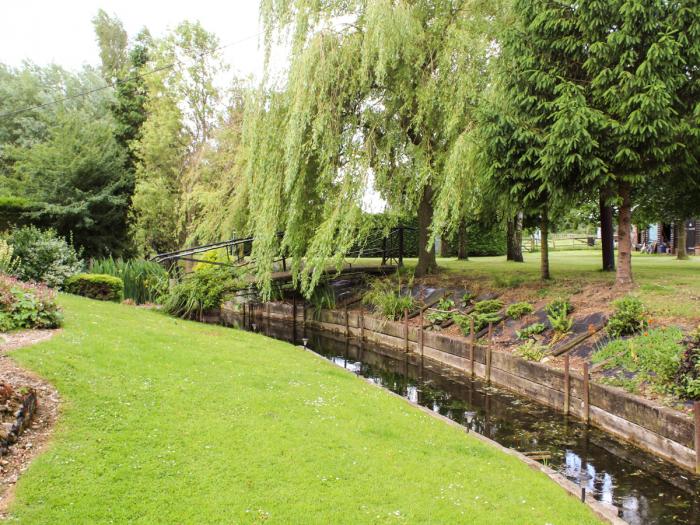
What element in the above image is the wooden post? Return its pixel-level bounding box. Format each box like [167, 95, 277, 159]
[583, 362, 590, 424]
[292, 297, 297, 344]
[404, 308, 409, 353]
[469, 317, 475, 378]
[563, 354, 570, 416]
[344, 305, 350, 339]
[695, 401, 700, 474]
[486, 322, 493, 384]
[419, 309, 424, 357]
[359, 306, 365, 342]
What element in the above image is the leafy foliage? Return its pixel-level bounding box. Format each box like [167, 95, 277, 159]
[363, 279, 415, 321]
[607, 297, 649, 338]
[517, 323, 546, 340]
[515, 340, 548, 362]
[453, 312, 501, 335]
[0, 274, 62, 331]
[0, 238, 18, 275]
[592, 328, 684, 396]
[674, 328, 700, 400]
[90, 257, 168, 304]
[473, 299, 503, 314]
[163, 265, 243, 319]
[506, 302, 533, 320]
[65, 273, 124, 302]
[8, 226, 83, 288]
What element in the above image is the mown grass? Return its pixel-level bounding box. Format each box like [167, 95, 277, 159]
[361, 251, 700, 321]
[8, 295, 599, 524]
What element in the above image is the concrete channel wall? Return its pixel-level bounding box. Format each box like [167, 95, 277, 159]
[223, 301, 697, 474]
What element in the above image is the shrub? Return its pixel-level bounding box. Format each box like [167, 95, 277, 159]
[436, 297, 455, 311]
[309, 284, 336, 314]
[90, 257, 168, 304]
[515, 340, 548, 362]
[548, 308, 573, 334]
[517, 322, 546, 339]
[0, 274, 63, 331]
[607, 296, 648, 338]
[0, 196, 32, 230]
[65, 273, 124, 302]
[163, 265, 244, 319]
[545, 298, 572, 318]
[363, 279, 415, 320]
[8, 226, 83, 288]
[592, 328, 684, 395]
[473, 299, 503, 314]
[426, 309, 452, 326]
[506, 302, 533, 320]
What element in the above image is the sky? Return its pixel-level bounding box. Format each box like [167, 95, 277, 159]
[1, 0, 267, 78]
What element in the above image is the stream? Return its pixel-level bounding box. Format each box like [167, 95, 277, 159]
[223, 314, 700, 524]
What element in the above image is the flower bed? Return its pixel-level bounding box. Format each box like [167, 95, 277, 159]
[0, 274, 63, 332]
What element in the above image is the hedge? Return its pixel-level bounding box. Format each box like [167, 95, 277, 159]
[65, 273, 124, 302]
[0, 196, 33, 230]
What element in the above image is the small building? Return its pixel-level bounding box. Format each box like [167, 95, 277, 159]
[632, 220, 699, 254]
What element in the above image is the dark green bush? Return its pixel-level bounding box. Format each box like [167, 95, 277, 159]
[473, 299, 504, 314]
[90, 257, 168, 304]
[363, 278, 415, 320]
[0, 197, 33, 230]
[65, 273, 124, 302]
[8, 226, 83, 288]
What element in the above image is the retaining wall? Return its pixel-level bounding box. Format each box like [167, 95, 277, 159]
[222, 301, 697, 474]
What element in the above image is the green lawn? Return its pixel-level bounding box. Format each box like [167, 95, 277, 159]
[8, 295, 598, 524]
[377, 250, 700, 321]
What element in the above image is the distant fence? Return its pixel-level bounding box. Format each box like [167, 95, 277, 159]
[523, 235, 599, 252]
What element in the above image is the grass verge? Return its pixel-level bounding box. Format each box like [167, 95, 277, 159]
[7, 295, 599, 524]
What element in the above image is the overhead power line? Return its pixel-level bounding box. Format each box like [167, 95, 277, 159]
[0, 32, 261, 120]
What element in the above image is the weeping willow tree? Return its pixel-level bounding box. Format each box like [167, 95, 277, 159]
[239, 0, 505, 296]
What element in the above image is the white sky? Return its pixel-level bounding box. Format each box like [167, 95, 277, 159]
[1, 0, 266, 79]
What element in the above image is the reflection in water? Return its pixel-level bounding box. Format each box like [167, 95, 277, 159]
[227, 315, 700, 525]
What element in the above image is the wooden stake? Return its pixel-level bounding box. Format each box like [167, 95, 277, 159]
[344, 305, 349, 338]
[359, 306, 365, 342]
[469, 316, 475, 378]
[486, 322, 493, 384]
[419, 309, 424, 357]
[583, 362, 590, 424]
[563, 354, 570, 416]
[404, 308, 409, 353]
[695, 401, 700, 474]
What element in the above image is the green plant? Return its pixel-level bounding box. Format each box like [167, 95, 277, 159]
[506, 302, 533, 320]
[363, 279, 415, 320]
[606, 296, 648, 338]
[473, 299, 503, 314]
[461, 292, 475, 307]
[545, 298, 572, 318]
[8, 226, 83, 288]
[426, 309, 451, 326]
[436, 297, 455, 311]
[309, 284, 336, 316]
[0, 238, 18, 275]
[65, 273, 124, 302]
[163, 265, 244, 319]
[453, 312, 501, 335]
[517, 322, 546, 339]
[515, 340, 548, 362]
[0, 274, 62, 331]
[90, 257, 168, 304]
[592, 327, 684, 396]
[547, 309, 573, 334]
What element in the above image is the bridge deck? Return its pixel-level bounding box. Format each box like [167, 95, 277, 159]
[262, 264, 397, 284]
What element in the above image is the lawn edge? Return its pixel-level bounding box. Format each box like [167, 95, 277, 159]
[293, 342, 624, 525]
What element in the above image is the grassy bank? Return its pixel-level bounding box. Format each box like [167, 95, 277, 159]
[8, 295, 598, 524]
[384, 251, 700, 321]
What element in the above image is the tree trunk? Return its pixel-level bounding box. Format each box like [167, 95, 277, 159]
[616, 181, 633, 286]
[415, 186, 438, 277]
[457, 220, 468, 260]
[507, 212, 524, 262]
[540, 207, 550, 280]
[600, 187, 615, 272]
[677, 221, 688, 260]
